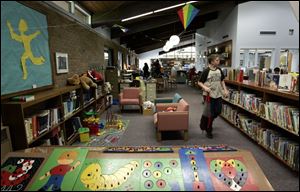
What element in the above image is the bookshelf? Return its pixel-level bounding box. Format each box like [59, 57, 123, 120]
[1, 81, 110, 151]
[207, 40, 232, 67]
[221, 79, 299, 171]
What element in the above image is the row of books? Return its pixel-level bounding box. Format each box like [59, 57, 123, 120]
[221, 104, 299, 170]
[39, 127, 65, 146]
[224, 68, 299, 93]
[83, 89, 94, 105]
[224, 88, 299, 134]
[63, 90, 81, 118]
[223, 68, 239, 81]
[24, 108, 62, 143]
[239, 91, 262, 114]
[221, 104, 239, 127]
[256, 128, 298, 170]
[261, 102, 299, 134]
[238, 114, 261, 139]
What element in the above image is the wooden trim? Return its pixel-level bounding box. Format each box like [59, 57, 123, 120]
[225, 80, 299, 101]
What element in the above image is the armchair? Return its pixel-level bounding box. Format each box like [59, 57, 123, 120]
[154, 93, 182, 112]
[119, 87, 143, 113]
[153, 99, 189, 141]
[154, 93, 182, 105]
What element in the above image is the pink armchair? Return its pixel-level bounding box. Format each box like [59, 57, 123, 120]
[119, 87, 143, 113]
[153, 99, 189, 141]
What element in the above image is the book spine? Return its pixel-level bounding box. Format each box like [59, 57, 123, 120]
[32, 116, 37, 139]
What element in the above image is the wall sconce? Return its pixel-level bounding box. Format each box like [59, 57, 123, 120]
[289, 29, 294, 35]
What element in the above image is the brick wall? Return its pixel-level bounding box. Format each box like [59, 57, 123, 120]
[21, 1, 128, 88]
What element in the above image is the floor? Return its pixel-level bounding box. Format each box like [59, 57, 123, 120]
[100, 84, 299, 191]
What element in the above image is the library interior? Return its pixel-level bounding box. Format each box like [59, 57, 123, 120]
[1, 1, 299, 191]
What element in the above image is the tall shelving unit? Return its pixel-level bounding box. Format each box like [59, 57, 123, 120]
[221, 80, 299, 171]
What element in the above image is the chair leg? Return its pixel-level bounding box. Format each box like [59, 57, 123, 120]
[184, 130, 188, 141]
[157, 131, 162, 141]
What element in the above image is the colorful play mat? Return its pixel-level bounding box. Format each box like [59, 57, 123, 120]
[72, 120, 129, 147]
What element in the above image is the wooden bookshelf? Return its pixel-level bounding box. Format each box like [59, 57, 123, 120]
[222, 99, 299, 136]
[225, 80, 299, 101]
[1, 81, 109, 151]
[222, 79, 299, 171]
[221, 114, 298, 172]
[207, 40, 232, 67]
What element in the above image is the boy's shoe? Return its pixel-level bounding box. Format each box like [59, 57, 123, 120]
[206, 132, 213, 139]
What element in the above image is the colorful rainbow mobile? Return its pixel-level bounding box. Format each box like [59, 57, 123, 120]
[177, 4, 199, 29]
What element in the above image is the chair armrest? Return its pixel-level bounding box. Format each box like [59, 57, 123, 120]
[156, 103, 179, 112]
[119, 92, 123, 100]
[139, 94, 143, 105]
[154, 97, 173, 104]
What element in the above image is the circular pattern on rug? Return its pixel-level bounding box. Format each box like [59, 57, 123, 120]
[144, 180, 154, 189]
[143, 161, 152, 168]
[169, 160, 178, 168]
[154, 162, 163, 169]
[142, 169, 151, 178]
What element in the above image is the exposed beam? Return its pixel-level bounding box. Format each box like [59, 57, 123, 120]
[111, 1, 234, 38]
[127, 30, 197, 50]
[158, 42, 196, 55]
[119, 11, 217, 44]
[135, 41, 165, 54]
[134, 35, 194, 54]
[91, 1, 185, 27]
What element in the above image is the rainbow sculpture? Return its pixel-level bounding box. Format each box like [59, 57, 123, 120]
[177, 4, 199, 29]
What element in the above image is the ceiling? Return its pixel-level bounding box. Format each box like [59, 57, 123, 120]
[77, 1, 247, 54]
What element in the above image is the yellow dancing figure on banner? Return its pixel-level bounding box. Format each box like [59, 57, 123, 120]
[7, 19, 45, 80]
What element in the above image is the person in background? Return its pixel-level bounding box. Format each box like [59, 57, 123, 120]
[198, 54, 229, 139]
[273, 67, 280, 74]
[143, 63, 150, 79]
[154, 59, 162, 77]
[188, 66, 197, 82]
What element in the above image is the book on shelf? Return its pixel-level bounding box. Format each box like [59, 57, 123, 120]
[278, 74, 293, 91]
[24, 117, 33, 143]
[11, 95, 35, 102]
[248, 69, 256, 82]
[36, 110, 50, 135]
[71, 116, 82, 132]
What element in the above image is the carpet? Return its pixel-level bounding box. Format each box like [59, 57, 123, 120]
[72, 120, 129, 147]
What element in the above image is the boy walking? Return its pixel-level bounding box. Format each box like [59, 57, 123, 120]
[198, 54, 229, 138]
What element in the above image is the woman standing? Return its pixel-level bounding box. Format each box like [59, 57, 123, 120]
[143, 63, 150, 79]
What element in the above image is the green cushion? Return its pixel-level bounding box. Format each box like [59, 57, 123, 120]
[172, 93, 182, 103]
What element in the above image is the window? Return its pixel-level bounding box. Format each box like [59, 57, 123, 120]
[51, 1, 91, 25]
[280, 48, 299, 72]
[240, 48, 274, 70]
[104, 48, 114, 67]
[52, 1, 71, 12]
[74, 3, 91, 25]
[160, 46, 196, 60]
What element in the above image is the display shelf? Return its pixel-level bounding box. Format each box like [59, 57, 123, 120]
[221, 114, 298, 172]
